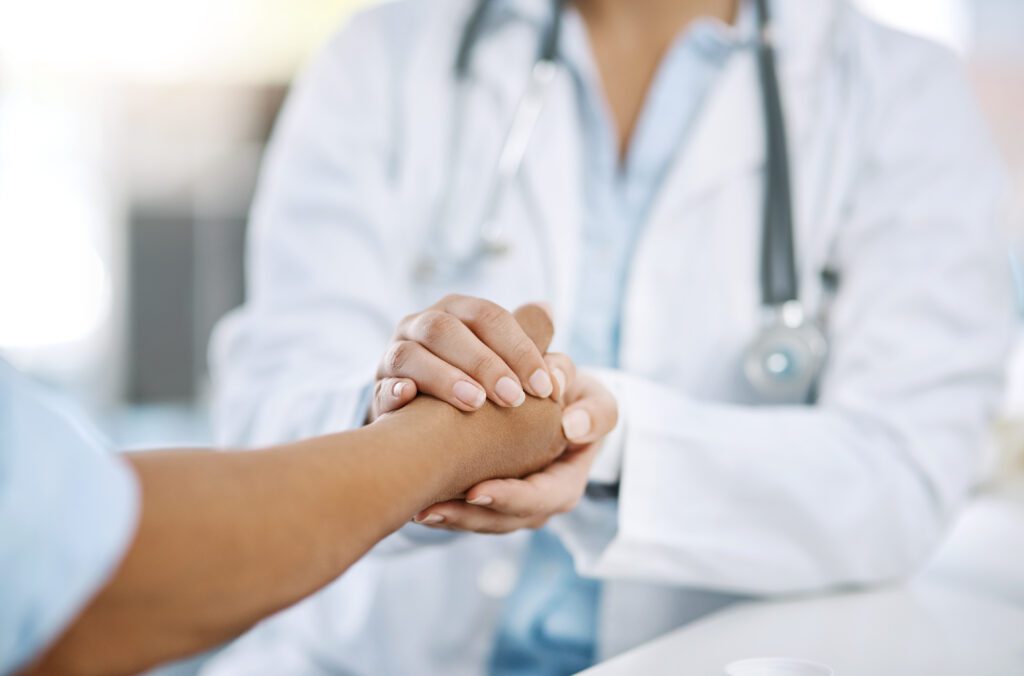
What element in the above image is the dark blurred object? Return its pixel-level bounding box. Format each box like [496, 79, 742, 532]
[128, 206, 196, 401]
[124, 84, 286, 403]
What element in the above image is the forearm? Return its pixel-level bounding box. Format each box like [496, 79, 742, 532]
[32, 396, 563, 675]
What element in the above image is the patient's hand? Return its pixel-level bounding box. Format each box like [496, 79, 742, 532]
[413, 357, 617, 533]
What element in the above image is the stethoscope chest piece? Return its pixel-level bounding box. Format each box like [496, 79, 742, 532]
[744, 302, 827, 404]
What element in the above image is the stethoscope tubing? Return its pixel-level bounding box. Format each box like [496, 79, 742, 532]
[421, 0, 828, 403]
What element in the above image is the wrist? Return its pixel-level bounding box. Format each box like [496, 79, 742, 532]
[372, 395, 566, 507]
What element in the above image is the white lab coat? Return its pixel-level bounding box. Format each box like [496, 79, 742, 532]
[204, 0, 1014, 673]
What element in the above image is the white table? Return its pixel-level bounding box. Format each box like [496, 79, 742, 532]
[924, 480, 1024, 606]
[580, 581, 1024, 676]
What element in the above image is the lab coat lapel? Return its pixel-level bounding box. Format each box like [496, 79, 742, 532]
[642, 0, 836, 274]
[468, 21, 583, 337]
[518, 68, 582, 339]
[602, 0, 840, 651]
[645, 47, 765, 231]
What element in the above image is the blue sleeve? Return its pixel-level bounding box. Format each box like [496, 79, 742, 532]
[0, 361, 140, 674]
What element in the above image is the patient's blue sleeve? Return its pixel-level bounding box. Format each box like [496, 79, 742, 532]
[0, 361, 139, 673]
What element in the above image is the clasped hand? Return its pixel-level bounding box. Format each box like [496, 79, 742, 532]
[369, 295, 618, 534]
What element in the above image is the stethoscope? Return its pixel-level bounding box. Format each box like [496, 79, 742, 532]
[417, 0, 828, 404]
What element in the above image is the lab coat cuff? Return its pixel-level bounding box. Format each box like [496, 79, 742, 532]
[587, 374, 698, 582]
[557, 373, 708, 584]
[548, 496, 620, 578]
[584, 367, 627, 485]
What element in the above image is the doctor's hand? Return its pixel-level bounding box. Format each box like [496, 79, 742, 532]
[413, 359, 618, 534]
[369, 295, 559, 422]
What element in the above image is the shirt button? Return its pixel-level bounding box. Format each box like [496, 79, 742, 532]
[477, 558, 518, 599]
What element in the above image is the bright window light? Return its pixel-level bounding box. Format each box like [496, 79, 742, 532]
[0, 235, 110, 349]
[854, 0, 974, 55]
[0, 0, 375, 84]
[0, 91, 112, 349]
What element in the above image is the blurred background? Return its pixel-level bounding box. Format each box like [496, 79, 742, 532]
[0, 0, 1022, 454]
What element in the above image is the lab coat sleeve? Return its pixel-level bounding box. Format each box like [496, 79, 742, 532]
[209, 15, 398, 448]
[208, 8, 459, 555]
[551, 42, 1016, 595]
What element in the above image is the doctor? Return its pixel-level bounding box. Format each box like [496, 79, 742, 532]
[208, 0, 1013, 673]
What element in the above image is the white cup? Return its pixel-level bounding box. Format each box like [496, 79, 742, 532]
[724, 657, 834, 676]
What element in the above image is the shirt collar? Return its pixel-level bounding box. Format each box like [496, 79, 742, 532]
[476, 0, 841, 87]
[688, 0, 759, 55]
[489, 0, 556, 27]
[488, 0, 758, 48]
[552, 1, 756, 93]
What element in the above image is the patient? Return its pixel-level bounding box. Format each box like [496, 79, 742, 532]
[4, 305, 586, 675]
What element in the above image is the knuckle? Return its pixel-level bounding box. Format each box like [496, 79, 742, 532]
[371, 381, 387, 414]
[513, 499, 543, 520]
[440, 293, 466, 307]
[507, 337, 539, 369]
[413, 311, 455, 344]
[374, 379, 388, 404]
[471, 300, 507, 327]
[396, 312, 419, 335]
[528, 516, 550, 530]
[384, 341, 416, 373]
[468, 351, 503, 379]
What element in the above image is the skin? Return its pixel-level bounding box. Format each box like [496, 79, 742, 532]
[22, 2, 739, 671]
[376, 0, 739, 533]
[416, 364, 618, 533]
[27, 309, 566, 676]
[374, 300, 618, 533]
[576, 0, 739, 158]
[374, 295, 557, 412]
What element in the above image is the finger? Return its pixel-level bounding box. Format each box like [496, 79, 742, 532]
[378, 340, 486, 412]
[436, 295, 554, 400]
[371, 377, 418, 419]
[542, 353, 576, 403]
[416, 501, 543, 534]
[464, 450, 592, 518]
[511, 303, 554, 354]
[399, 310, 527, 408]
[413, 500, 461, 524]
[562, 375, 619, 445]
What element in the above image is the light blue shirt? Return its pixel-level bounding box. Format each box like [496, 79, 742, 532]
[491, 6, 749, 675]
[0, 360, 139, 673]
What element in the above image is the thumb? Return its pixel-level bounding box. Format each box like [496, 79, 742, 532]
[512, 303, 554, 354]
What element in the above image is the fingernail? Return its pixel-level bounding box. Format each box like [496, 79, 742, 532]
[453, 380, 486, 408]
[392, 381, 407, 398]
[467, 496, 493, 506]
[529, 369, 554, 398]
[562, 409, 591, 441]
[415, 514, 444, 525]
[553, 369, 567, 399]
[495, 377, 526, 407]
